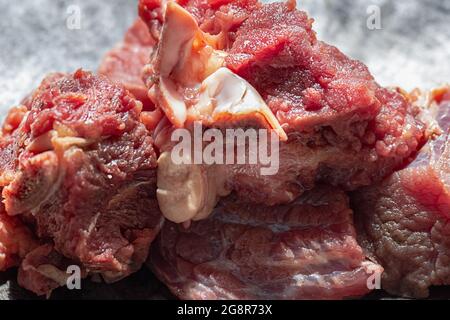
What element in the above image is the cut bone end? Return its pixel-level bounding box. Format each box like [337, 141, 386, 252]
[193, 68, 288, 140]
[156, 151, 230, 223]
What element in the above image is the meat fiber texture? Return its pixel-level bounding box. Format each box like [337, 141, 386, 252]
[140, 0, 426, 206]
[0, 70, 163, 296]
[99, 18, 156, 111]
[150, 186, 383, 300]
[352, 88, 450, 298]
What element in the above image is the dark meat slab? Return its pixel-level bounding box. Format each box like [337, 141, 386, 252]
[150, 187, 383, 300]
[99, 18, 156, 110]
[0, 70, 163, 295]
[352, 88, 450, 298]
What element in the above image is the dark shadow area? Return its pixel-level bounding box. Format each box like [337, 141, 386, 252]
[1, 267, 174, 300]
[3, 265, 450, 300]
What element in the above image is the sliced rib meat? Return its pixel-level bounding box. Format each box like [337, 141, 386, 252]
[99, 18, 156, 110]
[0, 70, 163, 295]
[150, 187, 383, 300]
[352, 87, 450, 298]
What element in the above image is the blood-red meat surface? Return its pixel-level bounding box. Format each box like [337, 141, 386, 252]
[141, 0, 426, 206]
[99, 18, 156, 110]
[352, 88, 450, 298]
[150, 187, 383, 300]
[0, 70, 163, 295]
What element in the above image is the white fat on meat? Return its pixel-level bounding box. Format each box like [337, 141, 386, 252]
[157, 151, 230, 224]
[155, 2, 287, 140]
[192, 67, 288, 140]
[154, 2, 287, 224]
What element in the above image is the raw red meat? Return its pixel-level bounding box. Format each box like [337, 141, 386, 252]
[0, 208, 38, 271]
[352, 87, 450, 298]
[140, 0, 425, 222]
[0, 70, 163, 295]
[99, 18, 156, 110]
[226, 3, 413, 136]
[150, 187, 383, 300]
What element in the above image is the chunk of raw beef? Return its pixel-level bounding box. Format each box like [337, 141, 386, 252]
[0, 70, 163, 295]
[139, 0, 426, 224]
